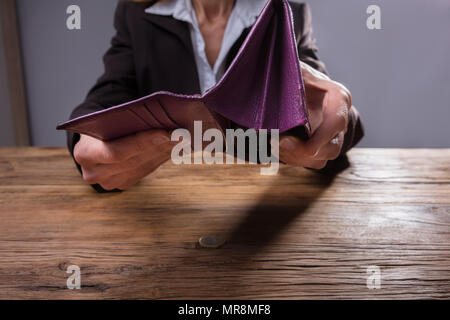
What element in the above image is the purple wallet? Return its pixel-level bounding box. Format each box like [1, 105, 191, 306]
[57, 0, 312, 142]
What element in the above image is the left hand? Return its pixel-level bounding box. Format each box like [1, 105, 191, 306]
[279, 61, 352, 169]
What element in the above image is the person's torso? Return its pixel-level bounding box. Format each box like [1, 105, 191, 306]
[119, 0, 303, 97]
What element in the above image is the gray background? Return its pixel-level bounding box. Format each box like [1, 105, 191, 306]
[1, 0, 449, 147]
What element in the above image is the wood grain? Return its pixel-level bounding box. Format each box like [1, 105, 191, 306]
[0, 147, 449, 299]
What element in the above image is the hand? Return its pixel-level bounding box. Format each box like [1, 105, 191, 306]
[74, 130, 175, 190]
[279, 62, 352, 169]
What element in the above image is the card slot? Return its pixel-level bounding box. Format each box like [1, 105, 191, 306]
[128, 108, 153, 129]
[122, 109, 150, 135]
[130, 103, 163, 129]
[156, 97, 182, 128]
[69, 108, 149, 141]
[146, 98, 178, 129]
[143, 101, 166, 128]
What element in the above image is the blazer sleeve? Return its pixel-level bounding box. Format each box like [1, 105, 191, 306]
[67, 1, 138, 192]
[293, 3, 365, 158]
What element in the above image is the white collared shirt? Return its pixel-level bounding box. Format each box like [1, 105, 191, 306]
[146, 0, 268, 94]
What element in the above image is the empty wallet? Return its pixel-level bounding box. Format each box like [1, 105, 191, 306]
[57, 0, 312, 143]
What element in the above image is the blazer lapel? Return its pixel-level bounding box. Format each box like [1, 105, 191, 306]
[142, 13, 195, 59]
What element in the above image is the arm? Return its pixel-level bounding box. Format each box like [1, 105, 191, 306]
[68, 1, 137, 160]
[68, 2, 173, 192]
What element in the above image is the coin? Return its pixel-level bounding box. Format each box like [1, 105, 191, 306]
[198, 235, 226, 249]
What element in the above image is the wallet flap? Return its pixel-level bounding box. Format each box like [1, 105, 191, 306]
[203, 0, 310, 134]
[57, 92, 225, 145]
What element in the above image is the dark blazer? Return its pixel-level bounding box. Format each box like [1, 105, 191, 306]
[68, 0, 364, 192]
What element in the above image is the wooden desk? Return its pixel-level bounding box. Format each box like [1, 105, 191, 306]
[0, 147, 449, 299]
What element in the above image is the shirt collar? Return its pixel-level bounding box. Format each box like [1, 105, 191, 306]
[145, 0, 268, 27]
[233, 0, 268, 28]
[145, 0, 193, 23]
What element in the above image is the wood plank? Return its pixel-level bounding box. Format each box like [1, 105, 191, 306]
[0, 148, 449, 299]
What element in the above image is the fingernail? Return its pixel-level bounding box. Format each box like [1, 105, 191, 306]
[152, 135, 170, 145]
[280, 137, 295, 151]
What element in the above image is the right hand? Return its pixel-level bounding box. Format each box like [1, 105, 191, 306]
[279, 61, 352, 170]
[74, 130, 175, 191]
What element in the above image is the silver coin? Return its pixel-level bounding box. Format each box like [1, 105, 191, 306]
[198, 235, 226, 248]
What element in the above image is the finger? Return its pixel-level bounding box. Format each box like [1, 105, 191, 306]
[280, 153, 328, 169]
[79, 165, 99, 185]
[278, 135, 326, 169]
[305, 103, 348, 157]
[84, 140, 175, 182]
[98, 130, 171, 164]
[301, 61, 352, 109]
[73, 134, 105, 167]
[304, 86, 326, 134]
[81, 153, 150, 184]
[313, 131, 345, 161]
[279, 135, 309, 163]
[303, 159, 328, 170]
[117, 152, 172, 190]
[300, 61, 331, 83]
[100, 145, 173, 191]
[91, 141, 174, 187]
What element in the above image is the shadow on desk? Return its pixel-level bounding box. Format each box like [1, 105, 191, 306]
[220, 155, 350, 256]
